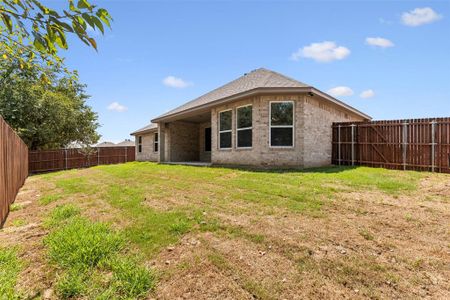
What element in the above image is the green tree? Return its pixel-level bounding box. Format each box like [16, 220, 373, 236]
[0, 0, 112, 78]
[0, 60, 100, 150]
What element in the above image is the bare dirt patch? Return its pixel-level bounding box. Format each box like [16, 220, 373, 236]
[1, 165, 449, 299]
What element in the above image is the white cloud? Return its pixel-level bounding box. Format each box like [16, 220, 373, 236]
[365, 37, 394, 48]
[401, 7, 442, 26]
[163, 76, 192, 88]
[327, 86, 354, 97]
[360, 89, 375, 99]
[291, 41, 350, 63]
[107, 102, 128, 112]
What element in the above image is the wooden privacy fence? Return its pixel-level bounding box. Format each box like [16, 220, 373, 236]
[29, 146, 135, 173]
[1, 116, 28, 226]
[332, 118, 450, 173]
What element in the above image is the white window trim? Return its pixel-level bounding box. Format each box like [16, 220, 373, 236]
[218, 109, 232, 150]
[236, 104, 253, 149]
[269, 100, 295, 148]
[153, 132, 159, 153]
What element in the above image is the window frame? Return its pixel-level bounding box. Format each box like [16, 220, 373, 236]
[138, 136, 142, 153]
[153, 132, 159, 152]
[218, 109, 233, 150]
[269, 100, 295, 148]
[235, 104, 253, 149]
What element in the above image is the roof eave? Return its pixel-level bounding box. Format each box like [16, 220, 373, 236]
[130, 128, 158, 136]
[151, 87, 310, 123]
[311, 88, 372, 120]
[152, 87, 371, 123]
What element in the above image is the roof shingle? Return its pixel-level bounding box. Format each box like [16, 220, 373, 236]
[155, 68, 310, 120]
[130, 123, 158, 135]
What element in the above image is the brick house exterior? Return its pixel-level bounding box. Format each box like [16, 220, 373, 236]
[131, 68, 370, 168]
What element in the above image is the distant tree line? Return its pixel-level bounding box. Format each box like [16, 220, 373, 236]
[0, 0, 113, 150]
[0, 60, 100, 150]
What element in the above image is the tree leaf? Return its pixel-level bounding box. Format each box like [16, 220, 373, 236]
[77, 0, 91, 9]
[87, 37, 97, 51]
[1, 13, 13, 33]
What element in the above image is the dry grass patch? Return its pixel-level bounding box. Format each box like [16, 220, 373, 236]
[1, 162, 449, 299]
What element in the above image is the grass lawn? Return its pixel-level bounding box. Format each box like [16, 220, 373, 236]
[0, 162, 449, 299]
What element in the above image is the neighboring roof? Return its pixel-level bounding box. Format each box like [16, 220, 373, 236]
[130, 123, 158, 136]
[116, 139, 135, 147]
[96, 141, 116, 147]
[152, 68, 371, 122]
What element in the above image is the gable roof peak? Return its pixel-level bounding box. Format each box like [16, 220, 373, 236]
[153, 68, 310, 121]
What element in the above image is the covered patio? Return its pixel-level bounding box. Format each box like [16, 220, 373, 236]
[157, 109, 212, 164]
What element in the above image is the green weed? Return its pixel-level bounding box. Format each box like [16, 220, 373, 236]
[0, 247, 22, 299]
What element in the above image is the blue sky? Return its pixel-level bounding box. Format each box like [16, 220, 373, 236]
[55, 1, 449, 143]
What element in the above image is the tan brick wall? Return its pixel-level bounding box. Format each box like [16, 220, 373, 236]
[302, 95, 365, 168]
[135, 131, 159, 162]
[211, 95, 305, 167]
[167, 121, 200, 162]
[210, 93, 365, 168]
[198, 121, 211, 162]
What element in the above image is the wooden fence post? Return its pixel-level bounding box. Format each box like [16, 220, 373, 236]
[402, 122, 408, 170]
[431, 121, 436, 172]
[351, 124, 356, 166]
[97, 147, 100, 165]
[125, 147, 127, 163]
[64, 149, 68, 170]
[338, 125, 341, 166]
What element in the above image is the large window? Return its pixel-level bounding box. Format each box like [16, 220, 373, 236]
[219, 110, 232, 149]
[154, 132, 159, 152]
[236, 105, 252, 148]
[270, 101, 294, 147]
[138, 136, 142, 153]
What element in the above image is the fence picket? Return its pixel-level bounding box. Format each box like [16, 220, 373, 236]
[28, 147, 136, 174]
[0, 117, 28, 226]
[332, 118, 450, 173]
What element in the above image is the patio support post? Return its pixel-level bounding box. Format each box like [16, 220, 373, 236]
[158, 123, 165, 163]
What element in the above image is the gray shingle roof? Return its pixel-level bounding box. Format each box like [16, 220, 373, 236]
[130, 123, 158, 135]
[155, 68, 310, 120]
[96, 141, 116, 147]
[116, 139, 135, 147]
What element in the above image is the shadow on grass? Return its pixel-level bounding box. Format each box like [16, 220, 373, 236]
[165, 163, 359, 175]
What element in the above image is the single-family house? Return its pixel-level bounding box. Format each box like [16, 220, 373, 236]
[116, 139, 135, 147]
[131, 68, 370, 167]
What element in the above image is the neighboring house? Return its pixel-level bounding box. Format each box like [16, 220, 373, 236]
[131, 68, 371, 168]
[96, 141, 116, 147]
[116, 139, 135, 147]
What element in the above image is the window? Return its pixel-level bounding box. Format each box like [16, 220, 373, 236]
[138, 136, 142, 153]
[270, 101, 294, 147]
[219, 110, 232, 149]
[204, 127, 211, 152]
[154, 132, 159, 152]
[236, 105, 252, 148]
